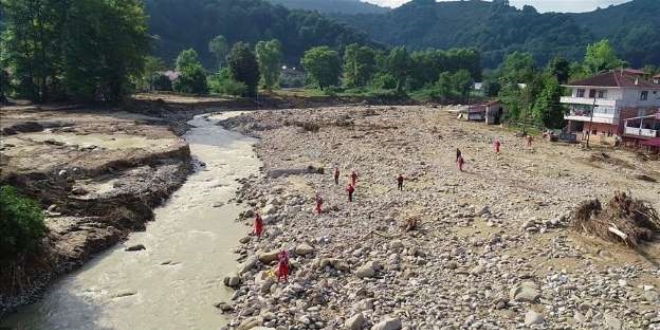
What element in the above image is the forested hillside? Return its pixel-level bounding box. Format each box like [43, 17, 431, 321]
[332, 0, 660, 68]
[146, 0, 375, 68]
[267, 0, 388, 14]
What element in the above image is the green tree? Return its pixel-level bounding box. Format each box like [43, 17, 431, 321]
[532, 75, 565, 129]
[343, 44, 376, 88]
[1, 70, 10, 103]
[255, 39, 283, 91]
[173, 49, 208, 94]
[227, 42, 260, 97]
[208, 35, 229, 71]
[386, 46, 410, 92]
[546, 56, 571, 84]
[0, 186, 46, 260]
[451, 69, 474, 101]
[301, 46, 341, 89]
[436, 72, 454, 102]
[498, 52, 535, 86]
[140, 56, 167, 91]
[583, 39, 627, 75]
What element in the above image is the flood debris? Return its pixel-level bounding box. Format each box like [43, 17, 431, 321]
[571, 191, 660, 247]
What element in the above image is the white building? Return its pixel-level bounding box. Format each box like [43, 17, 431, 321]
[561, 70, 660, 144]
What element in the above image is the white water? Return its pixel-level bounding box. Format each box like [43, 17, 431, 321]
[2, 112, 260, 330]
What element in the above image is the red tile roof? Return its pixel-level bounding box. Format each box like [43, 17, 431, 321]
[623, 68, 645, 76]
[567, 71, 659, 89]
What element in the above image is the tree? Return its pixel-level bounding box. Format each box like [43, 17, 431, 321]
[173, 49, 208, 94]
[227, 42, 260, 97]
[583, 39, 627, 75]
[140, 56, 167, 91]
[452, 69, 474, 102]
[532, 75, 565, 129]
[208, 35, 229, 71]
[0, 185, 46, 259]
[1, 70, 10, 103]
[498, 52, 535, 86]
[386, 47, 410, 92]
[301, 46, 341, 89]
[546, 56, 571, 84]
[255, 39, 283, 91]
[343, 44, 376, 88]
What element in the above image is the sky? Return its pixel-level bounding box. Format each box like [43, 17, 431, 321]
[363, 0, 632, 13]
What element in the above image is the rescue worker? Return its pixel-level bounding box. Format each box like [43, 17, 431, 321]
[494, 139, 501, 153]
[526, 135, 533, 148]
[277, 250, 289, 282]
[457, 155, 465, 172]
[315, 193, 323, 215]
[351, 170, 358, 186]
[397, 174, 404, 191]
[334, 167, 340, 185]
[254, 212, 264, 239]
[346, 183, 355, 202]
[456, 148, 462, 162]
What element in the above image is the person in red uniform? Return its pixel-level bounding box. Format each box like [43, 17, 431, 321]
[254, 212, 264, 239]
[350, 170, 358, 186]
[397, 174, 404, 191]
[346, 184, 355, 202]
[457, 155, 465, 172]
[277, 250, 289, 282]
[494, 139, 501, 153]
[315, 193, 323, 214]
[334, 167, 340, 185]
[526, 135, 533, 148]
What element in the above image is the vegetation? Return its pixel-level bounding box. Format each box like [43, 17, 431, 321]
[0, 186, 46, 260]
[1, 0, 149, 102]
[173, 49, 209, 94]
[302, 46, 342, 89]
[256, 39, 283, 91]
[227, 42, 260, 97]
[208, 35, 229, 71]
[208, 69, 248, 96]
[343, 44, 377, 88]
[333, 0, 660, 68]
[267, 0, 388, 15]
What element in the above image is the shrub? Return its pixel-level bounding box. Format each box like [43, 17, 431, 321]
[0, 186, 46, 259]
[369, 73, 397, 90]
[173, 65, 208, 94]
[153, 74, 173, 91]
[208, 69, 248, 96]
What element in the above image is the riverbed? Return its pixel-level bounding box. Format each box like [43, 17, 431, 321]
[2, 112, 259, 330]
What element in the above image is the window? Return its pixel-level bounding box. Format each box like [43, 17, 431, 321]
[640, 91, 648, 100]
[589, 89, 596, 98]
[576, 89, 585, 97]
[597, 90, 607, 99]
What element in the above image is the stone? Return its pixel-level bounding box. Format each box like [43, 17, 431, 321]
[262, 204, 277, 215]
[125, 244, 145, 252]
[258, 249, 280, 264]
[47, 204, 58, 212]
[214, 301, 235, 312]
[604, 314, 623, 330]
[238, 316, 264, 330]
[259, 277, 275, 294]
[71, 186, 89, 196]
[574, 311, 586, 323]
[355, 264, 376, 278]
[509, 281, 541, 302]
[295, 243, 315, 256]
[345, 313, 366, 330]
[477, 206, 491, 216]
[388, 240, 404, 252]
[237, 255, 258, 275]
[372, 317, 402, 330]
[224, 272, 241, 287]
[445, 261, 459, 270]
[470, 265, 486, 275]
[525, 310, 545, 326]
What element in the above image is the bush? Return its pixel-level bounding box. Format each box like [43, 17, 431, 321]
[153, 74, 173, 91]
[0, 186, 46, 259]
[369, 73, 397, 90]
[208, 71, 248, 96]
[173, 65, 208, 94]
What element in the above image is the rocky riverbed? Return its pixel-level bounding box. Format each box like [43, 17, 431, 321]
[219, 106, 660, 330]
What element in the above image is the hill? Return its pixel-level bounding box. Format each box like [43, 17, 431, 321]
[332, 0, 660, 68]
[267, 0, 388, 14]
[145, 0, 375, 68]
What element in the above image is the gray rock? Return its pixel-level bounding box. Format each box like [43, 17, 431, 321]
[509, 281, 540, 302]
[238, 316, 264, 330]
[295, 243, 315, 256]
[214, 301, 234, 312]
[125, 244, 145, 252]
[71, 186, 89, 196]
[525, 310, 545, 326]
[345, 313, 366, 330]
[604, 314, 623, 330]
[372, 317, 402, 330]
[258, 249, 280, 264]
[224, 272, 241, 287]
[355, 264, 376, 278]
[237, 255, 258, 275]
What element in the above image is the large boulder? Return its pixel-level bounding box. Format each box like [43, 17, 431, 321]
[509, 281, 541, 302]
[355, 264, 376, 279]
[524, 310, 545, 326]
[237, 316, 264, 330]
[295, 243, 315, 256]
[371, 317, 402, 330]
[345, 313, 366, 330]
[223, 272, 241, 287]
[237, 255, 258, 275]
[258, 249, 280, 264]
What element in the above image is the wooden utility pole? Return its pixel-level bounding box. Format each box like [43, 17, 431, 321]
[586, 96, 596, 148]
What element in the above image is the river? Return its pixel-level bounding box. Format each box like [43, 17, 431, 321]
[2, 112, 259, 330]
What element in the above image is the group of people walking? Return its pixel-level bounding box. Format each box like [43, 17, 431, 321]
[252, 134, 534, 282]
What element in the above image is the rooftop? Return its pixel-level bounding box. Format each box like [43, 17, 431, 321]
[566, 71, 659, 89]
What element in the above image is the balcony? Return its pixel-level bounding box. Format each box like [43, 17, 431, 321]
[560, 96, 618, 107]
[564, 105, 620, 124]
[624, 127, 659, 138]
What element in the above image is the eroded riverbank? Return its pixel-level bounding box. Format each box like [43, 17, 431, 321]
[1, 112, 261, 329]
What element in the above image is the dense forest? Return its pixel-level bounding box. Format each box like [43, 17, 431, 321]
[267, 0, 388, 14]
[331, 0, 660, 68]
[145, 0, 376, 68]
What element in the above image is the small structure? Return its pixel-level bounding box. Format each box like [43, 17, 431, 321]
[462, 101, 503, 124]
[622, 110, 660, 148]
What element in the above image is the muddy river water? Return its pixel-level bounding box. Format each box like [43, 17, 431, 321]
[2, 112, 260, 330]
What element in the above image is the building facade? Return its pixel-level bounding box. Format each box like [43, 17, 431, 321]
[561, 70, 660, 145]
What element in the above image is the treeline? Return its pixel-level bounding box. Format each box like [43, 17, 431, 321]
[146, 35, 482, 102]
[486, 39, 656, 130]
[1, 0, 149, 102]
